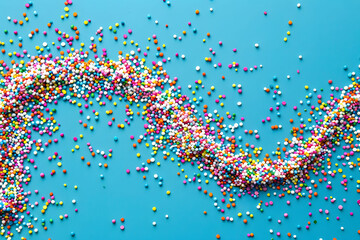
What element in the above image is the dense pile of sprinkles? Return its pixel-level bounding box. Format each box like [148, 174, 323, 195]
[0, 0, 360, 239]
[0, 51, 359, 235]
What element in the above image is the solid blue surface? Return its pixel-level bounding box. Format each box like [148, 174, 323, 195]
[0, 0, 360, 239]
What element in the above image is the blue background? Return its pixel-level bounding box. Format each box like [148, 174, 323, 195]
[0, 0, 360, 239]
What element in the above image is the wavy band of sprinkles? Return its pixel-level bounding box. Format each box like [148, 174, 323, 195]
[0, 52, 359, 231]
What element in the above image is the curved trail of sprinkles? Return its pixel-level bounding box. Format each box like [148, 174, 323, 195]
[0, 52, 360, 231]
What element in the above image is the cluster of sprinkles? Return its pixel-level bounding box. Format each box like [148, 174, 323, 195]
[0, 43, 359, 239]
[0, 0, 359, 239]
